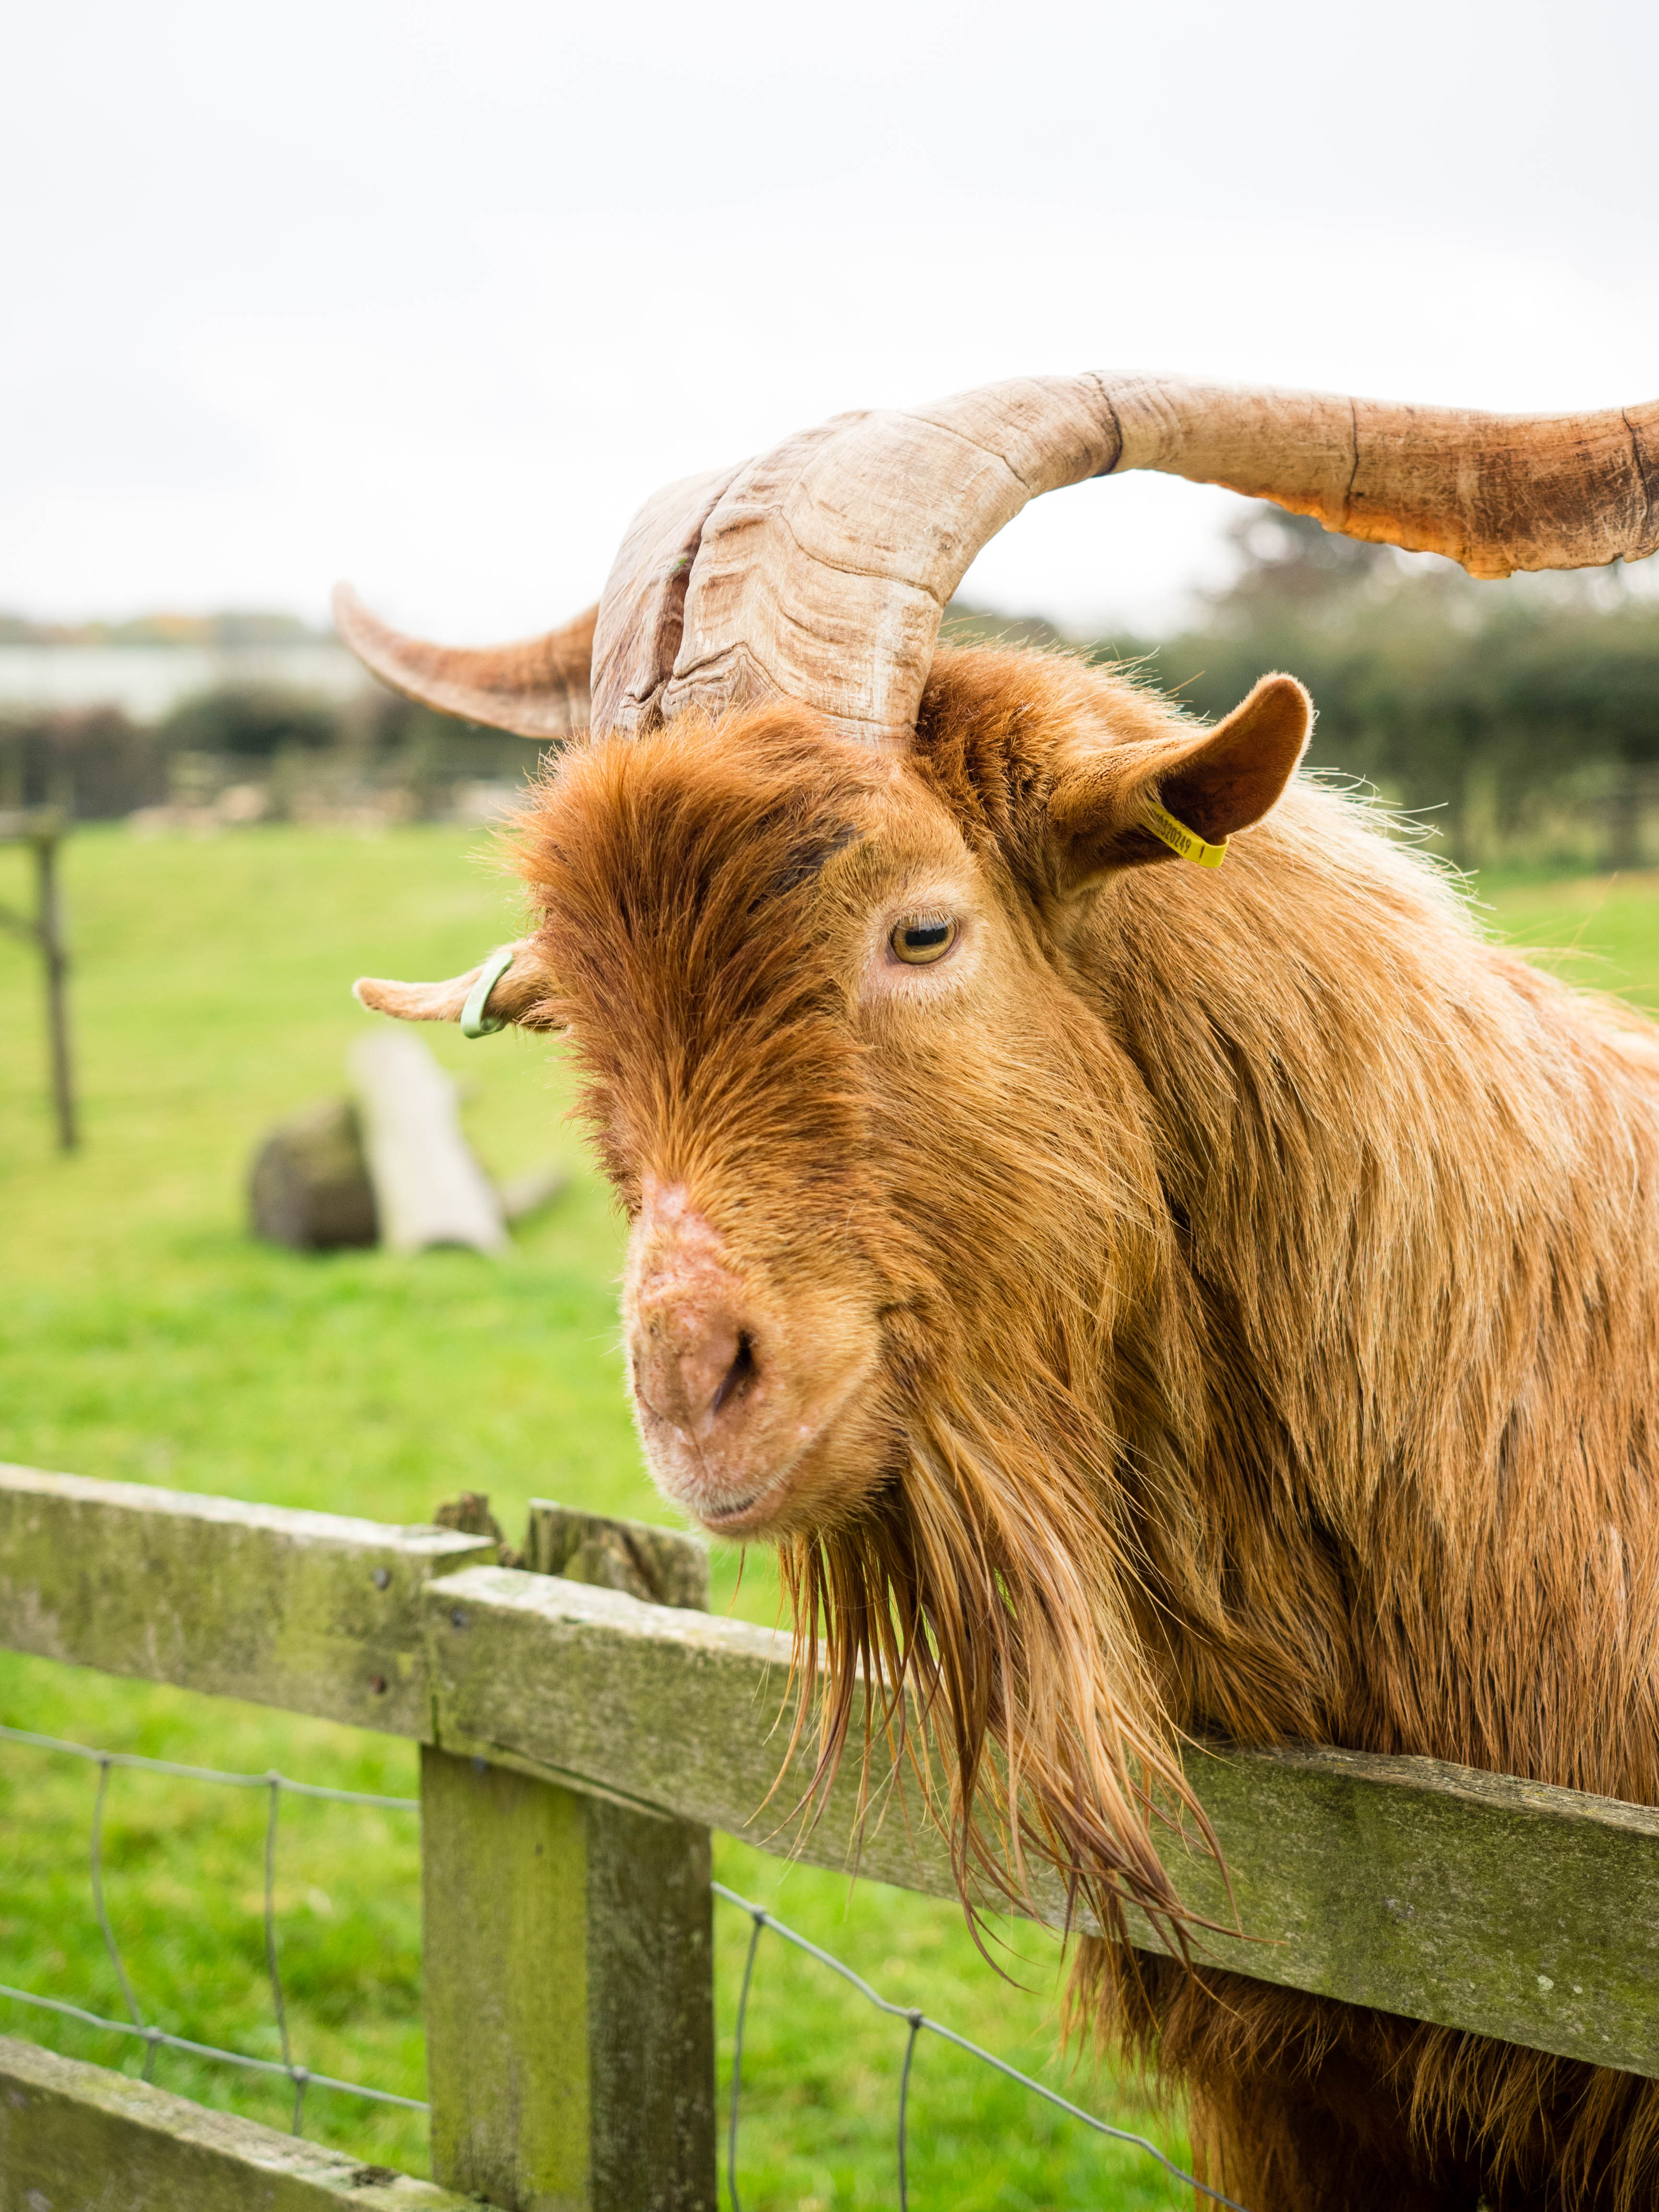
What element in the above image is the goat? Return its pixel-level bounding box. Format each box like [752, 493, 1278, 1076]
[345, 374, 1659, 2209]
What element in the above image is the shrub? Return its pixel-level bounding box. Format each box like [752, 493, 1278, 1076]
[0, 707, 168, 821]
[157, 686, 343, 759]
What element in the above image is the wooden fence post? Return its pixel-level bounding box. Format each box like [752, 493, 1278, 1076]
[420, 1508, 716, 2212]
[35, 816, 77, 1153]
[0, 807, 76, 1152]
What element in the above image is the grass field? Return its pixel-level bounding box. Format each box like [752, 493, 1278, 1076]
[2, 824, 1656, 2206]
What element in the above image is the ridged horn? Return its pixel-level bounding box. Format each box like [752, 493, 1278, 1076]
[590, 374, 1659, 748]
[333, 584, 596, 740]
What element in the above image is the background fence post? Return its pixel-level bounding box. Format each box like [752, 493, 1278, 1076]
[420, 1507, 716, 2212]
[0, 808, 76, 1153]
[34, 816, 77, 1153]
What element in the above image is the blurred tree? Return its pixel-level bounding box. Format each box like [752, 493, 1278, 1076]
[1206, 506, 1395, 620]
[1108, 509, 1659, 869]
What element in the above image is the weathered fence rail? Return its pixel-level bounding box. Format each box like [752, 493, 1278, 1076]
[2, 1457, 1657, 2208]
[0, 2032, 475, 2211]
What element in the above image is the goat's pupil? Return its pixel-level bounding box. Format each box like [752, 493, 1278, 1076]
[890, 914, 958, 966]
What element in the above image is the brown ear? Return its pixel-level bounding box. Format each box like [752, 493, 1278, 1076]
[1047, 674, 1312, 895]
[353, 939, 563, 1034]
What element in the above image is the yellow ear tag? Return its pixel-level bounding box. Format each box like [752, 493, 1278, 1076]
[1144, 797, 1228, 868]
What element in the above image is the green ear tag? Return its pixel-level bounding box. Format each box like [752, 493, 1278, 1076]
[460, 946, 516, 1038]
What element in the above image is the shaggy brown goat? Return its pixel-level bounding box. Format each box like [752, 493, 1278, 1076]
[346, 374, 1659, 2210]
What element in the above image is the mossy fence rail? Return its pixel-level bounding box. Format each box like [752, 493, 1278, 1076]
[1, 1460, 1657, 2211]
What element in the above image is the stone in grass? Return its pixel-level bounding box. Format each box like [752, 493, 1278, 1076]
[248, 1097, 378, 1250]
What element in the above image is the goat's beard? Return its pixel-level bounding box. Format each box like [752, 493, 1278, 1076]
[777, 1343, 1221, 1999]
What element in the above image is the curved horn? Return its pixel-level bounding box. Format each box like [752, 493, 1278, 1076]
[353, 939, 561, 1031]
[591, 375, 1659, 747]
[333, 584, 596, 740]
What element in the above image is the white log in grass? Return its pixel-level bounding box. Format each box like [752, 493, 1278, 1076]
[348, 1031, 507, 1256]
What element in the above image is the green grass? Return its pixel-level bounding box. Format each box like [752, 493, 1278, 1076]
[0, 826, 644, 1537]
[1470, 866, 1659, 1012]
[3, 827, 1655, 2206]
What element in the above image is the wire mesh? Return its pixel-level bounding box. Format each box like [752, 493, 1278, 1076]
[2, 1721, 1249, 2205]
[713, 1882, 1253, 2212]
[0, 1720, 424, 2126]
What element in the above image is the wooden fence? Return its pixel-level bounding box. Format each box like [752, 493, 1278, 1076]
[0, 807, 76, 1150]
[1, 1457, 1657, 2210]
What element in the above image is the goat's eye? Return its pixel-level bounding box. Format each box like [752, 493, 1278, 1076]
[889, 914, 958, 966]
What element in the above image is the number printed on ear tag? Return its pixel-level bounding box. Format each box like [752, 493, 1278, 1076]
[1144, 798, 1229, 868]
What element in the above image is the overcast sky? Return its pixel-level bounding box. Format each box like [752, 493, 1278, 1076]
[6, 0, 1657, 640]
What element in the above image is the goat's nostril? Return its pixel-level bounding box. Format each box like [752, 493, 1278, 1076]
[710, 1333, 757, 1420]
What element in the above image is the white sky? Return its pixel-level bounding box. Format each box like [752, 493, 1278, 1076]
[6, 0, 1657, 640]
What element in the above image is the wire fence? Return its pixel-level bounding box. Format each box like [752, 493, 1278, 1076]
[0, 1720, 424, 2135]
[716, 1882, 1248, 2212]
[0, 1720, 1244, 2209]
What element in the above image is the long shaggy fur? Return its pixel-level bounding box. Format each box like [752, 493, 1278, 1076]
[514, 646, 1659, 2210]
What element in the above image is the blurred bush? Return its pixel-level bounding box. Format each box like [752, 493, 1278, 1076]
[0, 684, 549, 830]
[363, 694, 548, 819]
[0, 706, 168, 819]
[158, 685, 340, 758]
[1102, 510, 1659, 871]
[12, 547, 1658, 863]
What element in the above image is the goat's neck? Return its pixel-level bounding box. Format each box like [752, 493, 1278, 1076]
[1087, 788, 1645, 1754]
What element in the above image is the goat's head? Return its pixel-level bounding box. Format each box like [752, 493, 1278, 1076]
[349, 370, 1657, 1531]
[346, 373, 1658, 1925]
[539, 662, 1311, 1544]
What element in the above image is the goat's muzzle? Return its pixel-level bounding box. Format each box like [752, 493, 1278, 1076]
[623, 1177, 879, 1536]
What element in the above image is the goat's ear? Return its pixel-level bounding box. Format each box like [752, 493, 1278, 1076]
[353, 938, 562, 1034]
[1046, 674, 1312, 896]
